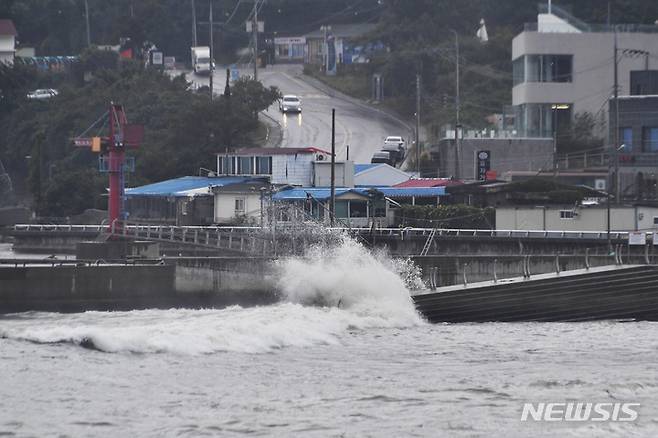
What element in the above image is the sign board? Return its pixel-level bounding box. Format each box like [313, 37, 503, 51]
[653, 232, 658, 246]
[485, 170, 497, 181]
[164, 56, 175, 69]
[73, 138, 92, 147]
[628, 231, 646, 246]
[274, 37, 306, 45]
[151, 51, 163, 65]
[246, 21, 265, 32]
[476, 150, 491, 181]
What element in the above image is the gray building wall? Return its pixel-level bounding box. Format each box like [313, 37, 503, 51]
[435, 137, 554, 180]
[496, 205, 658, 232]
[512, 30, 658, 138]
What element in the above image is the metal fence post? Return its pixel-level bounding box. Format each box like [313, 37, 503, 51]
[555, 254, 560, 275]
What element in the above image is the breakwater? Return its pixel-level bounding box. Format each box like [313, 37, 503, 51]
[0, 257, 278, 313]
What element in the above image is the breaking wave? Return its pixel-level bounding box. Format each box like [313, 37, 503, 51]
[0, 239, 423, 354]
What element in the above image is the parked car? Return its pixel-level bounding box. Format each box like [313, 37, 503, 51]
[382, 135, 406, 164]
[279, 95, 302, 113]
[27, 89, 58, 100]
[383, 135, 405, 149]
[371, 150, 393, 165]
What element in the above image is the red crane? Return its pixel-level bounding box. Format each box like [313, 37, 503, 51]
[74, 103, 144, 231]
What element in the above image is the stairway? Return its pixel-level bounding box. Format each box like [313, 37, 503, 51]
[412, 265, 658, 322]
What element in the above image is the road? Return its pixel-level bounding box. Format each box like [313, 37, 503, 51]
[184, 64, 411, 164]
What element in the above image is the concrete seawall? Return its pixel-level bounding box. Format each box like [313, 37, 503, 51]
[0, 257, 278, 313]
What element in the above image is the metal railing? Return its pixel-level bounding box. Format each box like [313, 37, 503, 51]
[555, 150, 658, 170]
[12, 223, 638, 241]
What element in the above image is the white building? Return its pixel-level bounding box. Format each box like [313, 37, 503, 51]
[512, 4, 658, 138]
[211, 178, 270, 224]
[0, 19, 17, 65]
[496, 205, 658, 232]
[217, 147, 353, 187]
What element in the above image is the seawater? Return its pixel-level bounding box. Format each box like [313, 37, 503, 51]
[1, 240, 657, 437]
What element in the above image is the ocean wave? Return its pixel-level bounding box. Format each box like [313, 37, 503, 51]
[1, 237, 423, 354]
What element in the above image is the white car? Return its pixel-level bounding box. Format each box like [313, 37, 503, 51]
[279, 95, 302, 113]
[27, 89, 58, 100]
[383, 135, 405, 149]
[382, 136, 406, 162]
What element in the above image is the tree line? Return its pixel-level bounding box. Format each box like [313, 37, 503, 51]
[0, 48, 279, 215]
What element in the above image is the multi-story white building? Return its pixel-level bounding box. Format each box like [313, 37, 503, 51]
[0, 19, 17, 65]
[216, 147, 343, 186]
[512, 4, 658, 139]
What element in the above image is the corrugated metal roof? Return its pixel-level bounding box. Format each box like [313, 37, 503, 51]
[377, 187, 446, 198]
[272, 187, 362, 201]
[273, 186, 447, 201]
[125, 176, 264, 197]
[394, 178, 462, 188]
[354, 163, 382, 174]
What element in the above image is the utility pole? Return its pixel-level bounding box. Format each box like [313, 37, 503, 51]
[191, 0, 198, 47]
[209, 0, 214, 100]
[253, 0, 259, 81]
[415, 72, 421, 175]
[330, 108, 336, 226]
[613, 28, 620, 203]
[84, 0, 91, 47]
[552, 105, 558, 176]
[451, 30, 461, 179]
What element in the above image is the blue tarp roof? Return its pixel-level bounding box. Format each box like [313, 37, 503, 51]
[125, 176, 263, 197]
[354, 163, 381, 175]
[273, 186, 446, 201]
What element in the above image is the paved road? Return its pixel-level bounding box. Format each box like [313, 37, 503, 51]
[184, 64, 411, 164]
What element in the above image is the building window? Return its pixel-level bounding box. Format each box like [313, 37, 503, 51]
[218, 156, 236, 174]
[642, 127, 658, 152]
[335, 200, 348, 218]
[256, 156, 272, 174]
[560, 210, 576, 219]
[234, 198, 245, 215]
[237, 156, 253, 175]
[349, 201, 368, 218]
[524, 55, 572, 83]
[513, 57, 525, 86]
[515, 103, 571, 137]
[620, 127, 633, 152]
[653, 216, 658, 226]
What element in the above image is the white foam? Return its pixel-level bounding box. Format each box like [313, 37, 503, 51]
[0, 238, 424, 355]
[276, 237, 423, 327]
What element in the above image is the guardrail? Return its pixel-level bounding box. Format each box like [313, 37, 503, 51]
[0, 258, 165, 268]
[12, 224, 640, 241]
